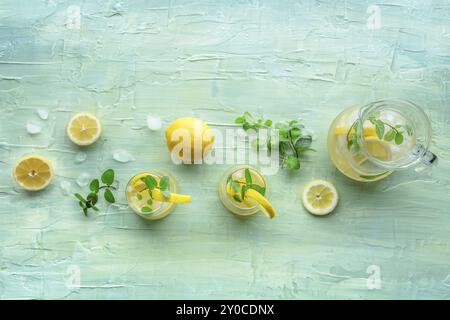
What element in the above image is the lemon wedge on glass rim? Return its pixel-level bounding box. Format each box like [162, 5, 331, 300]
[301, 179, 338, 216]
[13, 155, 54, 191]
[244, 188, 276, 219]
[67, 112, 102, 146]
[226, 180, 276, 219]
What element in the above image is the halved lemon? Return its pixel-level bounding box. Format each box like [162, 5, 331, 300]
[13, 155, 54, 191]
[302, 179, 338, 216]
[67, 112, 102, 146]
[244, 188, 276, 219]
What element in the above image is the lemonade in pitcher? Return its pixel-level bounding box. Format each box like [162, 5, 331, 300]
[327, 99, 437, 182]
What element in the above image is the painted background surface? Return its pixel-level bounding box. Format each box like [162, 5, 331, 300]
[1, 0, 450, 299]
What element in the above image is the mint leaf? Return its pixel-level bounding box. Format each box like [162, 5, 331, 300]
[87, 193, 98, 205]
[405, 124, 413, 136]
[395, 132, 404, 145]
[244, 168, 252, 184]
[159, 176, 170, 190]
[101, 169, 115, 185]
[233, 195, 242, 203]
[290, 127, 301, 140]
[375, 120, 385, 140]
[295, 135, 312, 150]
[384, 129, 396, 141]
[230, 180, 240, 192]
[89, 179, 99, 193]
[75, 193, 86, 203]
[285, 155, 300, 170]
[142, 175, 157, 190]
[264, 119, 273, 127]
[104, 188, 115, 203]
[250, 184, 266, 196]
[241, 185, 249, 201]
[235, 116, 245, 124]
[141, 206, 152, 213]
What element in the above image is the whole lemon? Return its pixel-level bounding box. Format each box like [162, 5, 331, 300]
[165, 117, 215, 163]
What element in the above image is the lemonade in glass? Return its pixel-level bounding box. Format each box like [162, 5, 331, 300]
[218, 165, 276, 218]
[126, 170, 191, 220]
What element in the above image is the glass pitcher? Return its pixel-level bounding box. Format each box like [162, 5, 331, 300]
[327, 99, 437, 182]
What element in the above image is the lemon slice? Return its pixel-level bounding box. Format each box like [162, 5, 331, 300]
[366, 138, 391, 161]
[302, 179, 338, 216]
[335, 127, 377, 140]
[244, 188, 276, 219]
[13, 155, 54, 191]
[353, 137, 391, 166]
[150, 188, 191, 203]
[131, 176, 191, 204]
[67, 112, 102, 146]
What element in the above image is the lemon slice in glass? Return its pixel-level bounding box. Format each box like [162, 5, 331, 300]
[13, 155, 54, 191]
[67, 112, 102, 146]
[335, 126, 377, 140]
[301, 179, 338, 216]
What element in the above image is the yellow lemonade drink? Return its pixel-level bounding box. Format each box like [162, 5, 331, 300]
[327, 101, 419, 182]
[126, 170, 191, 220]
[219, 165, 276, 218]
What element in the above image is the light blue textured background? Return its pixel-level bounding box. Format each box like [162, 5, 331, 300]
[1, 0, 450, 299]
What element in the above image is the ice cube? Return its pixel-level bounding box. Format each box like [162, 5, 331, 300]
[147, 115, 162, 131]
[37, 108, 49, 120]
[60, 180, 71, 196]
[113, 149, 135, 163]
[75, 152, 87, 163]
[76, 172, 90, 187]
[26, 121, 42, 135]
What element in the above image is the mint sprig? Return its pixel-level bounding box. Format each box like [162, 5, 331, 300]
[137, 175, 171, 213]
[235, 112, 314, 171]
[347, 113, 414, 151]
[74, 169, 117, 216]
[227, 168, 266, 203]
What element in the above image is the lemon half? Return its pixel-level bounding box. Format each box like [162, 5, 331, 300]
[302, 179, 338, 216]
[13, 155, 54, 191]
[67, 112, 102, 146]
